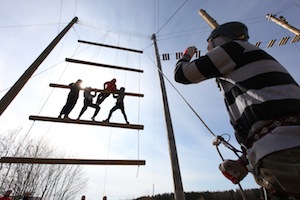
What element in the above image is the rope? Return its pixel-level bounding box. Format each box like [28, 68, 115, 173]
[157, 65, 216, 137]
[73, 0, 79, 17]
[136, 52, 142, 178]
[213, 135, 248, 200]
[273, 1, 293, 15]
[58, 0, 64, 33]
[102, 129, 112, 198]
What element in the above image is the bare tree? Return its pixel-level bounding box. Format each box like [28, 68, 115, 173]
[0, 130, 88, 200]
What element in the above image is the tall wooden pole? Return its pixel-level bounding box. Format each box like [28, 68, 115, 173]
[198, 9, 219, 29]
[266, 14, 300, 35]
[0, 17, 78, 116]
[151, 34, 185, 200]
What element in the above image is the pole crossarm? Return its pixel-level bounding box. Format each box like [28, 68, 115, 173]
[0, 157, 145, 165]
[78, 40, 143, 54]
[29, 115, 144, 130]
[49, 83, 144, 97]
[65, 58, 143, 73]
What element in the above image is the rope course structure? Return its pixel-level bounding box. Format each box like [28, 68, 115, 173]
[0, 17, 145, 166]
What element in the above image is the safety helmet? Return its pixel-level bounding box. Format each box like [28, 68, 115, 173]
[207, 22, 249, 42]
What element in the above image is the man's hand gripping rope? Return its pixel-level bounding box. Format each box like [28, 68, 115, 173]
[213, 135, 248, 184]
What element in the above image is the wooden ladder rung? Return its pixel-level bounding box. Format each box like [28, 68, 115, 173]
[49, 83, 144, 97]
[65, 58, 143, 73]
[0, 157, 145, 165]
[78, 40, 143, 54]
[29, 115, 144, 130]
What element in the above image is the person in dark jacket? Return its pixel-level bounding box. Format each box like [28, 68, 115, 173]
[103, 87, 129, 124]
[58, 79, 82, 119]
[77, 87, 100, 121]
[174, 22, 300, 199]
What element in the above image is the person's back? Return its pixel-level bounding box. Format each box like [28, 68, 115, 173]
[174, 21, 300, 199]
[115, 88, 125, 104]
[206, 39, 300, 144]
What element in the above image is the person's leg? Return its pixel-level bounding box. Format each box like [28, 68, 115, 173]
[77, 104, 88, 120]
[64, 99, 77, 118]
[104, 105, 118, 122]
[97, 93, 110, 105]
[91, 104, 100, 121]
[120, 106, 129, 124]
[58, 105, 66, 118]
[253, 147, 300, 198]
[96, 93, 104, 105]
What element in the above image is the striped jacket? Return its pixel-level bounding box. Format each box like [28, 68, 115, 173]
[175, 41, 300, 144]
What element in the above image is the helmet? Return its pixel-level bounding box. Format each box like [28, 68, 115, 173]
[207, 22, 249, 41]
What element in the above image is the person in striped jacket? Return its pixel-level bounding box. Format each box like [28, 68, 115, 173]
[175, 22, 300, 199]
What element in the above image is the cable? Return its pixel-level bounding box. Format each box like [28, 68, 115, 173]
[0, 22, 65, 30]
[156, 0, 189, 35]
[73, 0, 79, 17]
[78, 19, 150, 40]
[273, 1, 293, 15]
[58, 0, 64, 33]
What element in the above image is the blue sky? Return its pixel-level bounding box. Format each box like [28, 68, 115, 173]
[1, 0, 300, 199]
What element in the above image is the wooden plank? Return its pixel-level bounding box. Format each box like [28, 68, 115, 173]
[29, 115, 144, 130]
[65, 58, 143, 73]
[0, 157, 145, 165]
[78, 40, 143, 54]
[49, 83, 144, 97]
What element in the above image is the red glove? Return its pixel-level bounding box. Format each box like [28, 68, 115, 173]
[182, 46, 197, 61]
[219, 159, 248, 184]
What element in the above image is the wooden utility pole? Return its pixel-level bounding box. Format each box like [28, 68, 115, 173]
[151, 34, 186, 200]
[266, 14, 300, 35]
[0, 17, 78, 116]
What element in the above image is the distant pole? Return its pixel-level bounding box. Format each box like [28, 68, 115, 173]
[266, 14, 300, 35]
[151, 34, 186, 200]
[0, 17, 78, 116]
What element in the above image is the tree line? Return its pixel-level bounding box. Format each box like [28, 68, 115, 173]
[135, 188, 262, 200]
[0, 129, 87, 200]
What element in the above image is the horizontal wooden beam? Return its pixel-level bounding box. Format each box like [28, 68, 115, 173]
[65, 58, 143, 73]
[78, 40, 143, 54]
[29, 115, 144, 130]
[49, 83, 144, 97]
[0, 157, 145, 165]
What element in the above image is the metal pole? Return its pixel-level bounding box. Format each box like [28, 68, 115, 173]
[0, 17, 78, 116]
[151, 34, 186, 200]
[266, 14, 300, 35]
